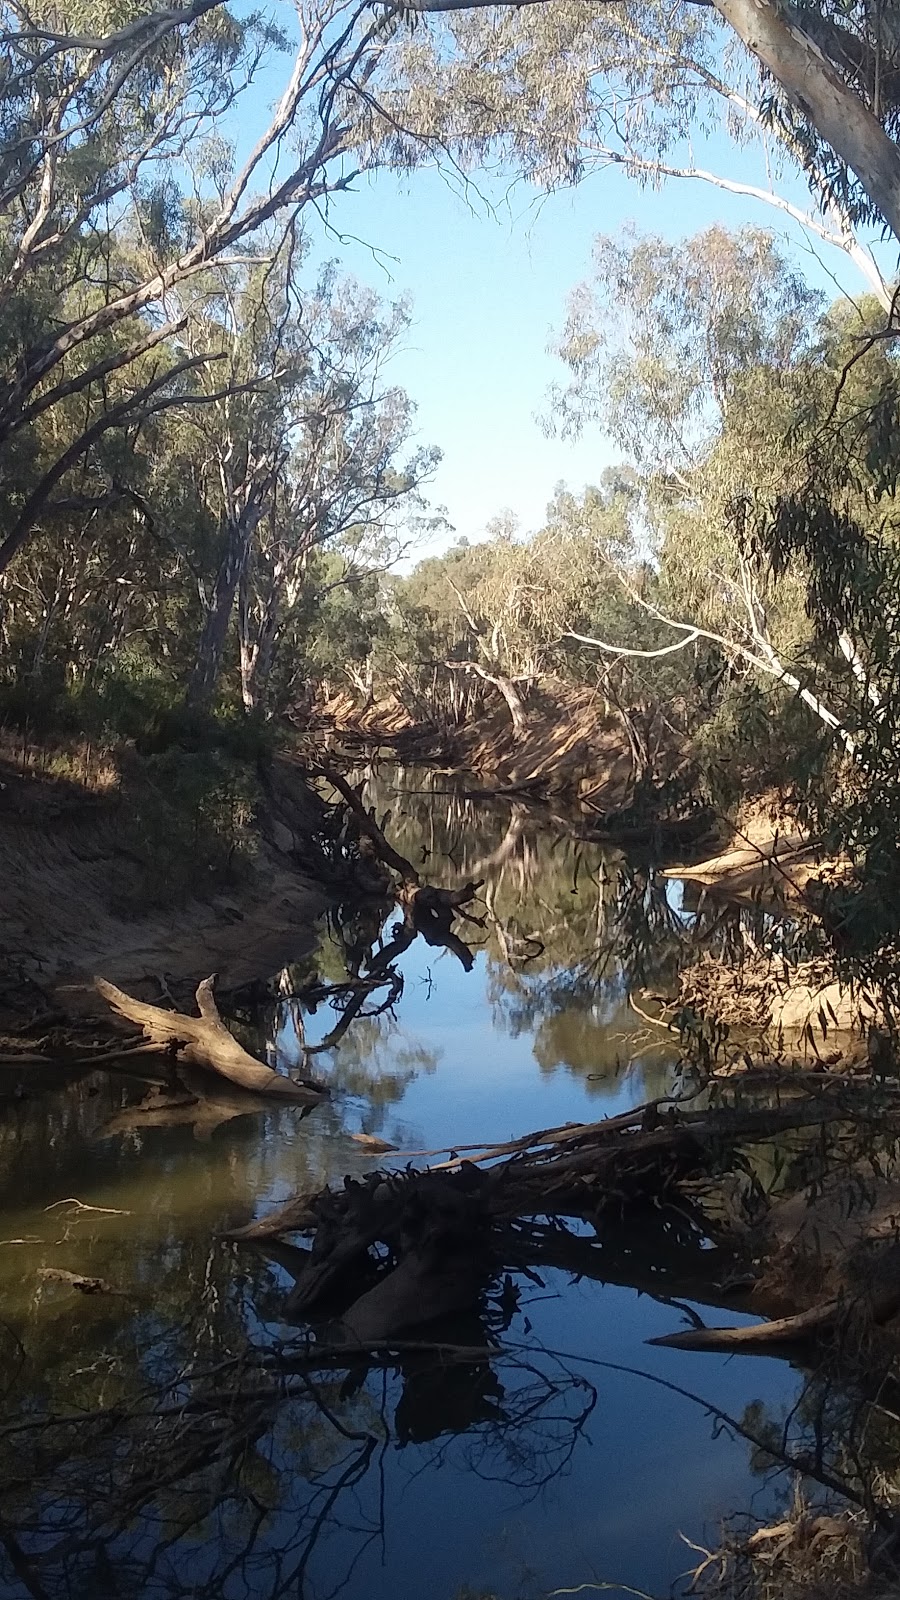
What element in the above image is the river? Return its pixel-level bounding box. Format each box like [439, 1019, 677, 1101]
[0, 767, 813, 1600]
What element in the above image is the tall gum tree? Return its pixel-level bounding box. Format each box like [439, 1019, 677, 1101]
[373, 0, 900, 278]
[0, 0, 409, 577]
[9, 0, 900, 603]
[546, 222, 899, 753]
[236, 274, 439, 716]
[157, 247, 435, 710]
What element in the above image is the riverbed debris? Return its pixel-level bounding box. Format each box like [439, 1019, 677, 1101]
[230, 1082, 900, 1353]
[688, 1499, 885, 1600]
[676, 950, 881, 1056]
[36, 1266, 131, 1297]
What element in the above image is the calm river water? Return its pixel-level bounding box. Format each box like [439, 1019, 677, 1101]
[0, 768, 812, 1600]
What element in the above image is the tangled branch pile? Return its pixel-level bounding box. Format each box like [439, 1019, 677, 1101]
[232, 1088, 900, 1348]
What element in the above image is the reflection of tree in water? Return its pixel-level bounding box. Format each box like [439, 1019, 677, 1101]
[5, 1240, 895, 1600]
[317, 1012, 440, 1138]
[1, 773, 859, 1599]
[7, 1196, 889, 1600]
[368, 764, 788, 966]
[479, 854, 696, 1092]
[0, 1262, 597, 1600]
[736, 1352, 900, 1514]
[256, 767, 789, 1105]
[257, 900, 443, 1133]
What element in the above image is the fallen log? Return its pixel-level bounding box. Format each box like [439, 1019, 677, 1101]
[648, 1301, 844, 1352]
[336, 1238, 489, 1345]
[233, 1094, 864, 1342]
[649, 1272, 900, 1353]
[95, 976, 327, 1103]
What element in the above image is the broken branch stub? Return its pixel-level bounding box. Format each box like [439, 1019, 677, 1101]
[95, 976, 326, 1102]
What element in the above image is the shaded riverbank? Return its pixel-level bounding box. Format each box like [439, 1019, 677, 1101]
[0, 743, 331, 1019]
[307, 679, 699, 820]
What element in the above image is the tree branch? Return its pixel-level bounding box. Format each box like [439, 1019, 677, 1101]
[592, 147, 892, 311]
[0, 354, 226, 575]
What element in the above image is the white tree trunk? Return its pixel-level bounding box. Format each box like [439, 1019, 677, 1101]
[713, 0, 900, 242]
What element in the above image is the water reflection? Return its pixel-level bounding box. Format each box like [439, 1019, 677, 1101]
[263, 768, 774, 1134]
[0, 767, 830, 1599]
[0, 1293, 602, 1600]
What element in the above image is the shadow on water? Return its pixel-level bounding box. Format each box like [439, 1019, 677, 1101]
[0, 764, 861, 1599]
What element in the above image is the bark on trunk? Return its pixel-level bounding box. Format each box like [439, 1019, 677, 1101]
[489, 668, 528, 736]
[238, 567, 281, 715]
[189, 505, 262, 710]
[443, 661, 529, 737]
[713, 0, 900, 240]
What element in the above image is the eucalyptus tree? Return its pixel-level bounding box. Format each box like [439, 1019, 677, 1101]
[374, 0, 892, 304]
[551, 225, 821, 470]
[283, 547, 402, 709]
[0, 0, 407, 581]
[0, 319, 219, 687]
[389, 476, 675, 742]
[237, 274, 438, 715]
[389, 0, 900, 260]
[543, 221, 900, 765]
[172, 248, 307, 709]
[15, 0, 900, 268]
[173, 251, 436, 712]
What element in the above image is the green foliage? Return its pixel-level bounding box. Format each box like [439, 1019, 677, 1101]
[375, 0, 900, 293]
[0, 245, 433, 721]
[114, 747, 260, 910]
[0, 655, 267, 906]
[747, 504, 900, 972]
[550, 225, 821, 468]
[0, 662, 271, 761]
[692, 677, 830, 810]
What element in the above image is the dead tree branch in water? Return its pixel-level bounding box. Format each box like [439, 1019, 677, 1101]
[314, 760, 420, 884]
[95, 976, 326, 1102]
[315, 758, 485, 969]
[230, 1093, 880, 1345]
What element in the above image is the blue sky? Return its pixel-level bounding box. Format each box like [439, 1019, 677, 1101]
[244, 19, 900, 559]
[318, 158, 893, 558]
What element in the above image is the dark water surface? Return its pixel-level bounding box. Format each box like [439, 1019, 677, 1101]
[0, 770, 810, 1600]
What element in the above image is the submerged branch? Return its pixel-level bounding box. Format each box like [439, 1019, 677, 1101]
[232, 1090, 888, 1348]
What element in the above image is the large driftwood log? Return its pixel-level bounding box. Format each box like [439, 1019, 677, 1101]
[649, 1271, 900, 1353]
[338, 1241, 488, 1344]
[95, 977, 326, 1102]
[648, 1302, 846, 1352]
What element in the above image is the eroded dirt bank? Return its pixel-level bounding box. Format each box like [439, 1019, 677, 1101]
[0, 750, 329, 1025]
[307, 680, 678, 812]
